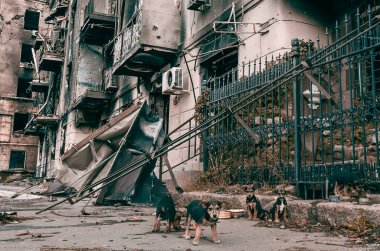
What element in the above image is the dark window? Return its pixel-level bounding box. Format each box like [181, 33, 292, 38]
[20, 44, 34, 63]
[24, 9, 40, 31]
[17, 78, 32, 98]
[13, 113, 29, 132]
[201, 47, 238, 81]
[9, 150, 26, 170]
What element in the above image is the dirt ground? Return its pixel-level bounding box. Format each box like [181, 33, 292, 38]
[0, 185, 379, 251]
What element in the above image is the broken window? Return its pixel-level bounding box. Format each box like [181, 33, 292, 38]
[9, 150, 26, 170]
[20, 43, 34, 63]
[24, 9, 40, 31]
[201, 47, 238, 82]
[13, 113, 30, 132]
[17, 78, 32, 98]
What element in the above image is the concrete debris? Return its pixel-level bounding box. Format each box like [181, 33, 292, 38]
[0, 189, 46, 200]
[15, 231, 59, 238]
[0, 211, 17, 224]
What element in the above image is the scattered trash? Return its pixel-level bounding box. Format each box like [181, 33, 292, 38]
[15, 231, 60, 238]
[0, 211, 18, 224]
[0, 189, 46, 200]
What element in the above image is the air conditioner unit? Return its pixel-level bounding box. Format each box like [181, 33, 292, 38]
[105, 75, 118, 92]
[31, 30, 39, 37]
[162, 67, 183, 94]
[24, 62, 35, 69]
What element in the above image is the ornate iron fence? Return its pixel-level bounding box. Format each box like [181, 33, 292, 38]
[202, 6, 380, 196]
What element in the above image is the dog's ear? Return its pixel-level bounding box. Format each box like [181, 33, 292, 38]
[200, 200, 208, 208]
[217, 201, 222, 208]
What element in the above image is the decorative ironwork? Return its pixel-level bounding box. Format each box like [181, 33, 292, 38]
[202, 7, 380, 190]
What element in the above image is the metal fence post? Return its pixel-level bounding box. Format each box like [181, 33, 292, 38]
[291, 38, 302, 196]
[202, 80, 209, 172]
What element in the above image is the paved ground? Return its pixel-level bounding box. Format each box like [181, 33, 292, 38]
[0, 186, 378, 251]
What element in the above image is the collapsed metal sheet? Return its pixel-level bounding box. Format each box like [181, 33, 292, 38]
[95, 103, 165, 204]
[54, 101, 165, 204]
[55, 103, 143, 192]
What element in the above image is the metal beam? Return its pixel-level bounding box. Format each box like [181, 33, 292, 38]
[301, 61, 332, 100]
[227, 107, 260, 142]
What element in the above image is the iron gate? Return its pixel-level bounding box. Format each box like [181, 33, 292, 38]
[202, 7, 380, 194]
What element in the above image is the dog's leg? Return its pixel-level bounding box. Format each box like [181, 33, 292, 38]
[283, 206, 288, 222]
[247, 205, 253, 221]
[334, 181, 340, 196]
[343, 185, 348, 196]
[152, 216, 160, 232]
[275, 205, 280, 223]
[211, 224, 220, 244]
[183, 214, 191, 239]
[193, 224, 202, 246]
[253, 203, 258, 220]
[164, 219, 170, 233]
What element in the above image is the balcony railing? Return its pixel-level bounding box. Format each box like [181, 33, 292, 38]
[84, 0, 116, 19]
[36, 38, 64, 71]
[82, 0, 116, 45]
[112, 0, 180, 75]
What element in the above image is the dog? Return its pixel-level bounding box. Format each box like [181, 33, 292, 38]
[183, 199, 221, 246]
[270, 192, 288, 223]
[246, 194, 270, 221]
[152, 194, 181, 233]
[330, 170, 360, 197]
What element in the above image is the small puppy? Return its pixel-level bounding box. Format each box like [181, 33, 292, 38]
[270, 192, 288, 223]
[152, 194, 181, 233]
[246, 194, 270, 221]
[331, 171, 359, 197]
[183, 199, 221, 246]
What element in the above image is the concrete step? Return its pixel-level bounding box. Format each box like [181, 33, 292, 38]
[174, 192, 380, 227]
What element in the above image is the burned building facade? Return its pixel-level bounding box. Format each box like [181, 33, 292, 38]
[4, 0, 378, 196]
[0, 0, 50, 175]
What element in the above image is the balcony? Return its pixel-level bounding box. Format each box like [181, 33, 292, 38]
[72, 90, 111, 111]
[187, 0, 211, 11]
[29, 79, 49, 92]
[45, 0, 69, 22]
[36, 38, 64, 72]
[113, 0, 180, 76]
[19, 62, 35, 79]
[34, 115, 59, 127]
[81, 0, 116, 45]
[23, 125, 45, 136]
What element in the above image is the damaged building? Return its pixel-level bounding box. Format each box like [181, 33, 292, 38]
[0, 0, 50, 177]
[1, 0, 379, 201]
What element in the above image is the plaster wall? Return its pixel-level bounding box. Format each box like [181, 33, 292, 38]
[163, 0, 331, 188]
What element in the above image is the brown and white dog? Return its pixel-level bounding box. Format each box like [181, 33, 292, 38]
[246, 194, 270, 221]
[183, 199, 221, 246]
[270, 191, 288, 223]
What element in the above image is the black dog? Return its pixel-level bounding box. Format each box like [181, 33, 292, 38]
[270, 193, 288, 223]
[152, 194, 181, 233]
[330, 171, 360, 197]
[246, 194, 270, 221]
[183, 199, 221, 246]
